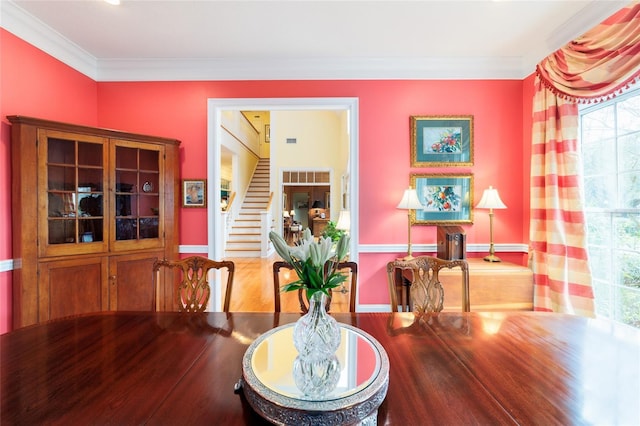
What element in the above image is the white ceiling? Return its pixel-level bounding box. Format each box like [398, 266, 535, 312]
[1, 0, 629, 81]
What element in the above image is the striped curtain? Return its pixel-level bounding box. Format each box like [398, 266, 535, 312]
[530, 1, 640, 316]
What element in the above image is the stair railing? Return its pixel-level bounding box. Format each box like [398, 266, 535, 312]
[261, 192, 274, 257]
[221, 191, 236, 251]
[265, 192, 274, 211]
[226, 192, 236, 210]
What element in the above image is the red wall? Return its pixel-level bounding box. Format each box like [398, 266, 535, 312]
[97, 80, 527, 305]
[0, 29, 99, 333]
[1, 30, 531, 332]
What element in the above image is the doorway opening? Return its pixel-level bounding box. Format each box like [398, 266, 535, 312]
[207, 98, 359, 307]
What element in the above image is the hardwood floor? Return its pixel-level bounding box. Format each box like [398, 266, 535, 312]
[225, 254, 354, 313]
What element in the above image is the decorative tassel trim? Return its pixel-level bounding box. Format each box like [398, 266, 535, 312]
[535, 67, 640, 104]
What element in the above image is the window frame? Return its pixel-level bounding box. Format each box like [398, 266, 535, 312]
[579, 85, 640, 328]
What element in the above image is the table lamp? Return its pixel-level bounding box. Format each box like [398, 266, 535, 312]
[396, 186, 423, 260]
[311, 200, 325, 217]
[475, 186, 507, 262]
[336, 210, 351, 233]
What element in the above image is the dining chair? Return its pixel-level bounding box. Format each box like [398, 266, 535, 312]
[386, 256, 469, 313]
[153, 256, 235, 312]
[273, 261, 358, 313]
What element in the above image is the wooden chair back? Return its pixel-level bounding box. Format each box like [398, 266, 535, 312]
[273, 261, 358, 313]
[153, 256, 235, 312]
[386, 256, 469, 313]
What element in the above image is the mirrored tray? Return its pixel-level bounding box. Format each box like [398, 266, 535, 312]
[241, 322, 389, 425]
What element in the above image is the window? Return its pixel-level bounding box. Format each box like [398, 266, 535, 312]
[580, 86, 640, 328]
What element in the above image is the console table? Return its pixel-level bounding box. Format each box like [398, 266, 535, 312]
[392, 258, 533, 312]
[438, 258, 533, 311]
[312, 217, 329, 237]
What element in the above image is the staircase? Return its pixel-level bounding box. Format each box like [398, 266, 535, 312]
[225, 158, 271, 257]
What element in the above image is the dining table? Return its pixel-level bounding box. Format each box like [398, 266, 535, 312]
[2, 310, 639, 425]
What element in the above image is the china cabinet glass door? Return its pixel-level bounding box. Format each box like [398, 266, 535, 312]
[39, 129, 108, 256]
[111, 140, 164, 251]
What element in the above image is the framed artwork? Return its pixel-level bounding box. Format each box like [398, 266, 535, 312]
[410, 173, 473, 225]
[410, 115, 474, 167]
[265, 124, 270, 143]
[182, 179, 207, 208]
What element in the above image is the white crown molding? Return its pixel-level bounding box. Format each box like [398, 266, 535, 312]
[1, 0, 97, 79]
[1, 17, 526, 82]
[95, 56, 526, 82]
[523, 0, 630, 73]
[2, 0, 523, 81]
[545, 0, 630, 52]
[2, 0, 623, 82]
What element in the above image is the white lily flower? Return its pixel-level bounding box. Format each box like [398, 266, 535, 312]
[309, 242, 322, 267]
[318, 236, 334, 265]
[289, 241, 309, 262]
[335, 233, 350, 261]
[269, 231, 293, 264]
[301, 228, 313, 243]
[268, 226, 351, 297]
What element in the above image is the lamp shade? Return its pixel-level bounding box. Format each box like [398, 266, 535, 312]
[476, 186, 507, 209]
[311, 200, 325, 209]
[290, 210, 295, 216]
[336, 210, 351, 231]
[283, 211, 290, 218]
[396, 187, 423, 210]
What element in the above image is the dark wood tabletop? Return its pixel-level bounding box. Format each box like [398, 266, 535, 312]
[2, 311, 639, 425]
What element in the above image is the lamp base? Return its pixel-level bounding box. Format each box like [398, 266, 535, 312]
[483, 254, 501, 262]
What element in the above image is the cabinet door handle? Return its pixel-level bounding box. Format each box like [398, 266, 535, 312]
[109, 275, 116, 281]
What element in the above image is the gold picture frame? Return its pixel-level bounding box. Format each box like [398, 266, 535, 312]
[410, 115, 474, 167]
[182, 179, 207, 208]
[410, 173, 473, 225]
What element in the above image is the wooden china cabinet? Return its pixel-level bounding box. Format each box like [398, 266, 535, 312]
[9, 116, 180, 328]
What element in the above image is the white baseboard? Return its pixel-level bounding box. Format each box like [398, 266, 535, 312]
[355, 304, 391, 313]
[0, 259, 14, 273]
[357, 243, 528, 254]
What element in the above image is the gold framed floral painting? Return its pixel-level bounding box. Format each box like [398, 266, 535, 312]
[410, 115, 474, 167]
[410, 173, 473, 225]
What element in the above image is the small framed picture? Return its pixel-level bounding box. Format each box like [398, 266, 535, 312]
[410, 115, 474, 167]
[183, 179, 207, 208]
[410, 173, 474, 225]
[265, 124, 270, 143]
